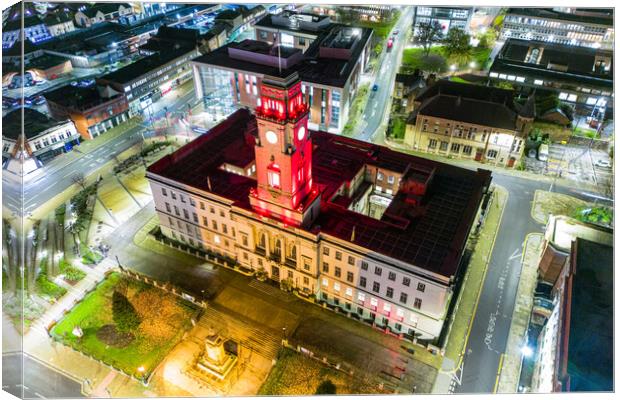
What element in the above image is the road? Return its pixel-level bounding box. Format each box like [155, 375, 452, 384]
[2, 353, 83, 399]
[355, 6, 415, 141]
[454, 173, 612, 394]
[2, 85, 198, 217]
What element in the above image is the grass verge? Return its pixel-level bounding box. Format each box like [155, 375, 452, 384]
[443, 185, 508, 365]
[531, 190, 589, 225]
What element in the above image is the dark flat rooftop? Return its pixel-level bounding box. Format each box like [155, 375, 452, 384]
[563, 238, 613, 392]
[506, 8, 613, 26]
[3, 108, 68, 140]
[43, 85, 124, 111]
[492, 39, 613, 89]
[98, 46, 195, 85]
[148, 109, 490, 278]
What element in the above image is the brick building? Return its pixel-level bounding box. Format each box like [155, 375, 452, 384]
[404, 80, 535, 168]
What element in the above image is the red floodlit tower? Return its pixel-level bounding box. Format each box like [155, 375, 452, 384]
[249, 72, 321, 227]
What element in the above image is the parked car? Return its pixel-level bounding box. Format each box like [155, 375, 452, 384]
[537, 144, 549, 161]
[393, 29, 399, 35]
[372, 84, 379, 92]
[191, 125, 209, 134]
[527, 148, 537, 158]
[595, 159, 612, 169]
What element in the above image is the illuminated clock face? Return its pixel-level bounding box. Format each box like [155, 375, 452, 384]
[297, 126, 306, 141]
[265, 130, 278, 144]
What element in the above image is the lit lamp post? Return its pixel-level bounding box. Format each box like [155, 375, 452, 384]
[450, 64, 457, 76]
[469, 61, 477, 71]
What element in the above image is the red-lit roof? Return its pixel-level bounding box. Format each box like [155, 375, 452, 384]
[148, 109, 491, 278]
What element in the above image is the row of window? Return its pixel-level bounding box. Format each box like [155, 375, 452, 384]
[323, 277, 424, 310]
[32, 129, 75, 150]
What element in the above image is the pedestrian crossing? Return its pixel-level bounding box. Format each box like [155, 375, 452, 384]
[198, 305, 281, 360]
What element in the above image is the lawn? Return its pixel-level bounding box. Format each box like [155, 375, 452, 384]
[343, 83, 370, 135]
[531, 190, 589, 225]
[471, 46, 492, 69]
[389, 117, 406, 140]
[259, 348, 385, 395]
[401, 46, 447, 73]
[51, 272, 197, 378]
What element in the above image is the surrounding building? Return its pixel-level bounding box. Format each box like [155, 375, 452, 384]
[43, 10, 76, 37]
[254, 11, 335, 52]
[532, 238, 612, 392]
[2, 108, 79, 170]
[192, 26, 372, 134]
[97, 34, 200, 116]
[489, 38, 613, 116]
[537, 215, 613, 284]
[146, 73, 491, 341]
[404, 80, 534, 168]
[500, 8, 614, 50]
[2, 3, 52, 48]
[74, 2, 134, 27]
[413, 6, 473, 36]
[44, 84, 131, 140]
[393, 72, 426, 114]
[311, 5, 394, 22]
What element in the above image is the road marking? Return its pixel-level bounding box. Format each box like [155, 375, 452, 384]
[455, 186, 509, 372]
[34, 392, 46, 398]
[493, 353, 505, 393]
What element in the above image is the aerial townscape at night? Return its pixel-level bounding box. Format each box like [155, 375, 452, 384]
[1, 2, 615, 398]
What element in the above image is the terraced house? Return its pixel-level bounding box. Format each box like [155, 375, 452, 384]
[147, 72, 491, 342]
[404, 80, 535, 168]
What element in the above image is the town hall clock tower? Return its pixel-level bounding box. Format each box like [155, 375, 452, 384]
[249, 72, 321, 227]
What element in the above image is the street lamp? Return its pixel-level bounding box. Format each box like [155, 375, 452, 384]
[520, 345, 533, 358]
[469, 61, 477, 69]
[450, 64, 457, 76]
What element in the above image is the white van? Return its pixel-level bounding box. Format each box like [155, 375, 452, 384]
[537, 144, 549, 162]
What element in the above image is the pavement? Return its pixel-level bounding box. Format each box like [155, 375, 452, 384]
[2, 81, 199, 218]
[354, 6, 415, 142]
[102, 201, 442, 394]
[496, 233, 543, 393]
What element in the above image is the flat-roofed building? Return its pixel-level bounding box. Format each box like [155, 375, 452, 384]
[489, 38, 613, 115]
[501, 8, 614, 50]
[191, 26, 372, 134]
[146, 74, 491, 341]
[74, 2, 134, 27]
[97, 41, 199, 116]
[532, 237, 612, 392]
[254, 11, 334, 52]
[44, 84, 131, 140]
[413, 6, 473, 36]
[404, 80, 534, 168]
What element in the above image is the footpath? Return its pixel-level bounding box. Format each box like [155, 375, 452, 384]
[496, 233, 543, 393]
[432, 185, 508, 394]
[22, 258, 150, 397]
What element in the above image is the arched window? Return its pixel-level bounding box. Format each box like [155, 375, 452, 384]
[258, 233, 266, 248]
[274, 239, 282, 256]
[290, 245, 297, 259]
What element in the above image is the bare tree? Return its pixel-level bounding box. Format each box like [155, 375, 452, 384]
[415, 21, 444, 57]
[72, 173, 87, 190]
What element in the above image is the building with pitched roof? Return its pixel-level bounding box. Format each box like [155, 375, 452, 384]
[74, 2, 134, 27]
[146, 73, 491, 341]
[2, 108, 79, 170]
[404, 80, 535, 168]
